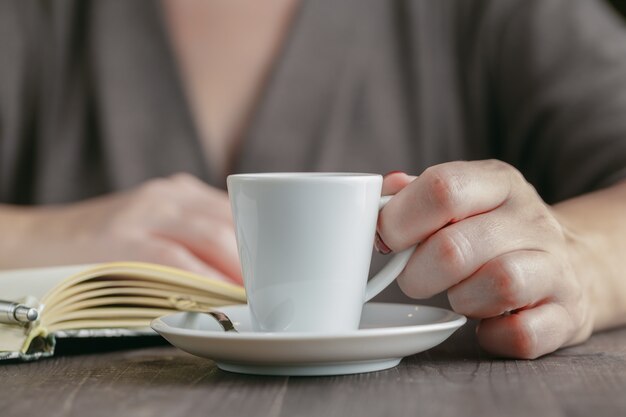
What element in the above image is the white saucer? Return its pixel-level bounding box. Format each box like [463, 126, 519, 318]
[151, 302, 466, 376]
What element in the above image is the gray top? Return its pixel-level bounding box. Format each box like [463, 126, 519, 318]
[1, 0, 626, 205]
[1, 0, 626, 305]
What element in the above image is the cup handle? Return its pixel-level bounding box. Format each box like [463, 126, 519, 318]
[364, 195, 416, 302]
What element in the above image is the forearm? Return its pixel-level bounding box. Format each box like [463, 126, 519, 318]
[0, 204, 42, 269]
[552, 180, 626, 331]
[0, 198, 121, 269]
[0, 203, 88, 269]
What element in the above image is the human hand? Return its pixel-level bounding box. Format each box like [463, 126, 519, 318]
[16, 173, 242, 284]
[377, 161, 592, 359]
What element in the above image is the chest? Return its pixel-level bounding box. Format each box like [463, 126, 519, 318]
[161, 0, 299, 178]
[5, 0, 487, 205]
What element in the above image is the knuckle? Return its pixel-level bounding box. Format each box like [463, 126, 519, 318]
[434, 229, 470, 276]
[140, 177, 170, 197]
[486, 158, 514, 173]
[170, 172, 200, 187]
[141, 173, 201, 196]
[532, 208, 564, 240]
[507, 315, 540, 359]
[487, 159, 525, 184]
[422, 165, 463, 215]
[483, 159, 528, 195]
[490, 257, 525, 308]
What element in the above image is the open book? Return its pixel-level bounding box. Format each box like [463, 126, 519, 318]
[0, 262, 246, 361]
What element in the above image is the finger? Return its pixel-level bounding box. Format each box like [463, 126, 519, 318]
[379, 160, 523, 252]
[139, 239, 236, 283]
[476, 302, 571, 359]
[377, 172, 417, 253]
[170, 172, 229, 202]
[381, 171, 416, 195]
[152, 217, 243, 284]
[169, 173, 234, 222]
[397, 207, 546, 299]
[447, 250, 561, 319]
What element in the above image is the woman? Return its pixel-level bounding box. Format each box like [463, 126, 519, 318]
[1, 0, 625, 358]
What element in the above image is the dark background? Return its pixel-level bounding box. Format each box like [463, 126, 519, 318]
[608, 0, 626, 17]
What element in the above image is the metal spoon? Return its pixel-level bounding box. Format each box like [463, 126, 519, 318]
[205, 310, 238, 333]
[170, 296, 238, 332]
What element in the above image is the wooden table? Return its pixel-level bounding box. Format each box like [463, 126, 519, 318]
[1, 323, 625, 417]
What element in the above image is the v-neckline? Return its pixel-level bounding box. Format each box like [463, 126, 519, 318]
[152, 0, 365, 188]
[154, 0, 309, 188]
[232, 0, 367, 176]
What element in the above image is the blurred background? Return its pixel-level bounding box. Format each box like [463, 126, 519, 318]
[608, 0, 626, 16]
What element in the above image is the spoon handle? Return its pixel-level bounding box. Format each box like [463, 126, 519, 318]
[206, 310, 238, 332]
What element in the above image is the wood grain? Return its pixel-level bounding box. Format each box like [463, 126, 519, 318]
[1, 324, 625, 417]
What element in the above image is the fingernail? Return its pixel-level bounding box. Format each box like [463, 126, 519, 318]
[374, 232, 392, 255]
[383, 170, 405, 178]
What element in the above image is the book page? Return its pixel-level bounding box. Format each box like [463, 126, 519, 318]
[0, 262, 246, 357]
[0, 264, 95, 302]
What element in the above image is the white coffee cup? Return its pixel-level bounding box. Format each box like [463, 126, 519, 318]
[227, 173, 415, 333]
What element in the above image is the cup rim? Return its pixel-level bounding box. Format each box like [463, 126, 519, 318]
[228, 172, 381, 181]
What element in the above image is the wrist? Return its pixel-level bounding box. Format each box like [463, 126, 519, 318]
[552, 183, 626, 332]
[0, 204, 40, 268]
[0, 204, 71, 269]
[556, 216, 599, 338]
